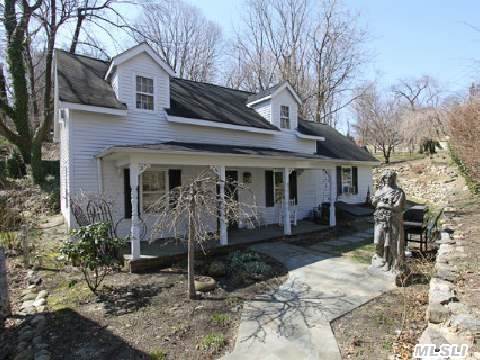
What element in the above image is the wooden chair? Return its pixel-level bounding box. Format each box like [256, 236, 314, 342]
[403, 205, 428, 252]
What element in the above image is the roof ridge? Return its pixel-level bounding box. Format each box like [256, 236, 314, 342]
[172, 77, 254, 95]
[56, 48, 111, 64]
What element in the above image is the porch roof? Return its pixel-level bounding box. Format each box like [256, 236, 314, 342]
[98, 141, 332, 160]
[97, 141, 379, 167]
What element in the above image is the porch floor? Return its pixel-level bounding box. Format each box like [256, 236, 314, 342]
[123, 220, 329, 259]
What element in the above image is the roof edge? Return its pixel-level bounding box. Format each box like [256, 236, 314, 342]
[105, 42, 176, 80]
[167, 115, 279, 134]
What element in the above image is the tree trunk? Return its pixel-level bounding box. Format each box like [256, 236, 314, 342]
[382, 146, 391, 164]
[69, 13, 85, 54]
[0, 247, 10, 328]
[187, 186, 196, 299]
[32, 0, 56, 184]
[4, 0, 33, 162]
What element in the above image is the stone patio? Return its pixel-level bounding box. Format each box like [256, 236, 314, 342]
[223, 227, 395, 360]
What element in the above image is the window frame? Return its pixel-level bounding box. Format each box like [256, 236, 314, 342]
[135, 74, 155, 111]
[140, 170, 168, 213]
[339, 166, 357, 194]
[280, 105, 290, 129]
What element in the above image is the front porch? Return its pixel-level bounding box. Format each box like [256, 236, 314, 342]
[97, 142, 348, 263]
[123, 220, 330, 271]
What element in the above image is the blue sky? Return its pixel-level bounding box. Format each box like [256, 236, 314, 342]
[188, 0, 480, 94]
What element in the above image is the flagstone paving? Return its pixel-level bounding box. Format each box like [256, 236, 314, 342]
[223, 231, 394, 360]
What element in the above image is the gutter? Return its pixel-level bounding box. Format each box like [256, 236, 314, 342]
[95, 146, 380, 166]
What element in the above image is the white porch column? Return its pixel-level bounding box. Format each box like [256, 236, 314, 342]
[283, 168, 291, 235]
[218, 165, 228, 245]
[130, 162, 141, 260]
[328, 168, 337, 227]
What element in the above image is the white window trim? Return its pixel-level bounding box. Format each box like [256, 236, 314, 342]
[140, 170, 169, 213]
[280, 105, 290, 129]
[133, 73, 156, 112]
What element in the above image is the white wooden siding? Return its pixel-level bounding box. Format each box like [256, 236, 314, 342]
[252, 100, 272, 123]
[270, 89, 298, 130]
[67, 108, 317, 197]
[114, 52, 170, 110]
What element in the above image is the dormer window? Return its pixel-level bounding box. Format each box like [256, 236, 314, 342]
[280, 105, 290, 129]
[136, 75, 154, 110]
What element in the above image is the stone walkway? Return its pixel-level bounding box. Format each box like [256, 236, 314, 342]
[223, 229, 395, 360]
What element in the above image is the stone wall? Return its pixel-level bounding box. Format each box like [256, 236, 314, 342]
[417, 208, 480, 359]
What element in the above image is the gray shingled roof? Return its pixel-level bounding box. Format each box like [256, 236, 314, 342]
[102, 141, 331, 160]
[246, 81, 288, 104]
[56, 50, 126, 110]
[167, 79, 277, 130]
[56, 50, 378, 163]
[297, 119, 378, 162]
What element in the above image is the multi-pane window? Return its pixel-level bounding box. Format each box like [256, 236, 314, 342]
[280, 105, 290, 129]
[135, 75, 154, 110]
[274, 171, 284, 204]
[341, 167, 352, 193]
[142, 171, 166, 212]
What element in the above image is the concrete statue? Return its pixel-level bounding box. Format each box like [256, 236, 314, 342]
[370, 170, 406, 273]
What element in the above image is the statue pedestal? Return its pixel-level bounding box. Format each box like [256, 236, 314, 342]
[368, 258, 410, 287]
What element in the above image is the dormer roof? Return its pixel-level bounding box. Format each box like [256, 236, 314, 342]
[247, 81, 302, 106]
[105, 42, 177, 80]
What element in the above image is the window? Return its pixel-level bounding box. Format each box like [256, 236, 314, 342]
[136, 75, 154, 110]
[341, 167, 352, 193]
[337, 166, 358, 195]
[142, 170, 167, 212]
[316, 141, 321, 154]
[274, 171, 284, 204]
[280, 105, 290, 129]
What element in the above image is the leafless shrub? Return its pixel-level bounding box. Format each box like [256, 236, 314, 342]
[447, 99, 480, 184]
[150, 168, 258, 299]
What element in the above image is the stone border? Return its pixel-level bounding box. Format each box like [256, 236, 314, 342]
[418, 207, 479, 359]
[15, 270, 51, 360]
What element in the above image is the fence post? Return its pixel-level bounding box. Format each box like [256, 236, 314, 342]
[0, 246, 10, 328]
[20, 225, 29, 268]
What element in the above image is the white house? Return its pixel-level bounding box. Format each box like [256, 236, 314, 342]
[53, 43, 378, 260]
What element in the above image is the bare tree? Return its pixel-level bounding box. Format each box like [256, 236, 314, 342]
[393, 76, 445, 153]
[0, 0, 134, 183]
[225, 0, 367, 127]
[151, 168, 257, 299]
[308, 0, 367, 126]
[447, 98, 480, 186]
[134, 0, 222, 82]
[353, 83, 403, 163]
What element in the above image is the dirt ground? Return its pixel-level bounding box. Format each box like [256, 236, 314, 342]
[2, 219, 287, 360]
[332, 259, 434, 360]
